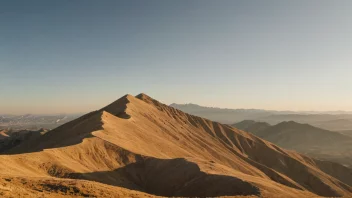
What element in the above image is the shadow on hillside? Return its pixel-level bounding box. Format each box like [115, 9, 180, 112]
[66, 157, 261, 197]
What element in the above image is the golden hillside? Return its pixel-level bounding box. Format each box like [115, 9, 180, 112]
[0, 94, 351, 197]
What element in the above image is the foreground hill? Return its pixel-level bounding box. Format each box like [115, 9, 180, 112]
[0, 128, 48, 153]
[0, 94, 351, 197]
[233, 120, 352, 167]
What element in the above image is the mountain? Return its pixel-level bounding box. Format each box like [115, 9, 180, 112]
[171, 104, 352, 131]
[0, 94, 351, 197]
[0, 128, 48, 153]
[233, 120, 352, 167]
[0, 129, 10, 139]
[314, 119, 352, 131]
[169, 103, 277, 124]
[233, 120, 271, 134]
[260, 115, 352, 131]
[339, 130, 352, 137]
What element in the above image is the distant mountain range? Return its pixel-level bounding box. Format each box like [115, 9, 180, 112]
[340, 130, 352, 137]
[170, 103, 352, 131]
[0, 114, 81, 130]
[233, 120, 352, 167]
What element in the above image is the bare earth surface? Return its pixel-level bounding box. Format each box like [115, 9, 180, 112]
[0, 94, 351, 197]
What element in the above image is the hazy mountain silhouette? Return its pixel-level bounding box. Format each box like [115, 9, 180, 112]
[171, 103, 352, 131]
[233, 120, 352, 167]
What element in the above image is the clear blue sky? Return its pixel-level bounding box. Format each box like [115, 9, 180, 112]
[1, 0, 352, 114]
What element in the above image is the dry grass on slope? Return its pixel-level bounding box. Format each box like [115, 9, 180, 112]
[0, 93, 350, 197]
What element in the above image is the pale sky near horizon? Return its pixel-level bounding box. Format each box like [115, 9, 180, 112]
[1, 0, 352, 114]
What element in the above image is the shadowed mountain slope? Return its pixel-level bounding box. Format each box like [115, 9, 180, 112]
[233, 120, 352, 167]
[233, 120, 271, 134]
[0, 94, 351, 197]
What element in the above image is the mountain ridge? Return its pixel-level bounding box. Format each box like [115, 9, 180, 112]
[0, 93, 351, 197]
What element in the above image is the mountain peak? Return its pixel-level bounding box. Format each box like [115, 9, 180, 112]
[3, 93, 352, 197]
[135, 93, 166, 108]
[135, 93, 155, 102]
[99, 94, 135, 116]
[135, 92, 150, 98]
